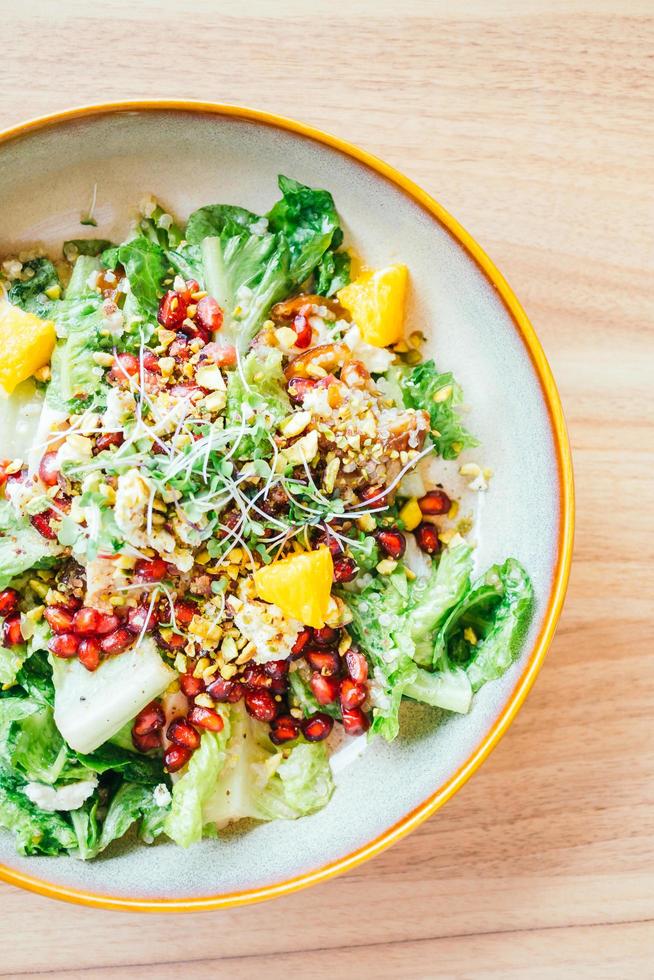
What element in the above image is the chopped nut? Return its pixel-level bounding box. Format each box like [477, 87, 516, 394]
[279, 411, 311, 438]
[376, 558, 398, 575]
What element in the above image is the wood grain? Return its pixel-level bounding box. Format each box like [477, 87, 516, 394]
[1, 1, 653, 977]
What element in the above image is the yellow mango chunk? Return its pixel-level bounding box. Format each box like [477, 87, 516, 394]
[253, 546, 334, 629]
[337, 264, 408, 348]
[0, 301, 56, 395]
[399, 497, 423, 531]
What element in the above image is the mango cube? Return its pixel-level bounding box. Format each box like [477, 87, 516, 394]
[337, 264, 408, 348]
[399, 497, 423, 531]
[253, 546, 334, 628]
[0, 300, 56, 395]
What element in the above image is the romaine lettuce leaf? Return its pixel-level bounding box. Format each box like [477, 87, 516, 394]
[402, 360, 478, 460]
[0, 770, 78, 856]
[267, 175, 342, 283]
[202, 702, 333, 828]
[51, 638, 176, 754]
[8, 258, 59, 318]
[314, 248, 351, 296]
[0, 500, 61, 590]
[46, 295, 106, 410]
[409, 543, 474, 665]
[164, 709, 231, 847]
[116, 237, 167, 321]
[404, 666, 473, 714]
[225, 347, 290, 457]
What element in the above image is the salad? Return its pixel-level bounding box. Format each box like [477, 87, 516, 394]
[0, 176, 533, 858]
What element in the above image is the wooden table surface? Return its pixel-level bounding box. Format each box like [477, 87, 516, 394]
[1, 2, 652, 977]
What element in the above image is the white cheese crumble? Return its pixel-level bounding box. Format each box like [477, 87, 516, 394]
[24, 778, 98, 812]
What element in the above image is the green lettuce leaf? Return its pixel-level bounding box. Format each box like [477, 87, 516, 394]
[116, 237, 167, 321]
[267, 175, 342, 283]
[409, 543, 474, 665]
[346, 570, 418, 741]
[402, 360, 478, 460]
[63, 239, 113, 262]
[0, 500, 61, 590]
[404, 666, 473, 714]
[314, 248, 351, 296]
[202, 702, 333, 827]
[46, 295, 106, 410]
[225, 347, 290, 457]
[164, 709, 231, 847]
[8, 258, 59, 317]
[0, 770, 77, 856]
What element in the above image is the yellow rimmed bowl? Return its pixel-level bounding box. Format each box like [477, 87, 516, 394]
[0, 101, 573, 912]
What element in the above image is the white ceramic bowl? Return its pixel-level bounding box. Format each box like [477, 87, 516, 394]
[0, 102, 573, 910]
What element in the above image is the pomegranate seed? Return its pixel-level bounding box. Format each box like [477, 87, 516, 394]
[77, 637, 101, 671]
[332, 555, 358, 583]
[132, 729, 161, 753]
[414, 522, 441, 556]
[179, 672, 205, 697]
[310, 672, 340, 705]
[312, 625, 339, 647]
[178, 278, 200, 301]
[314, 528, 343, 557]
[341, 706, 370, 736]
[109, 353, 140, 381]
[170, 336, 191, 360]
[305, 650, 340, 675]
[95, 613, 121, 635]
[0, 589, 19, 616]
[287, 377, 317, 403]
[38, 451, 60, 486]
[209, 344, 236, 368]
[94, 431, 124, 454]
[49, 632, 79, 658]
[127, 603, 159, 634]
[3, 614, 22, 647]
[340, 678, 366, 710]
[418, 489, 451, 516]
[360, 484, 387, 508]
[196, 296, 224, 333]
[188, 704, 224, 732]
[133, 701, 166, 736]
[72, 606, 100, 636]
[59, 594, 83, 612]
[291, 627, 312, 659]
[100, 627, 133, 655]
[302, 712, 333, 742]
[167, 717, 201, 750]
[157, 290, 188, 329]
[292, 314, 312, 348]
[30, 511, 57, 540]
[156, 629, 186, 651]
[345, 648, 368, 684]
[375, 528, 406, 560]
[244, 688, 278, 722]
[135, 558, 168, 582]
[263, 659, 289, 682]
[142, 352, 160, 373]
[242, 665, 271, 689]
[164, 744, 192, 772]
[173, 600, 196, 626]
[269, 714, 300, 745]
[206, 676, 244, 703]
[44, 605, 74, 634]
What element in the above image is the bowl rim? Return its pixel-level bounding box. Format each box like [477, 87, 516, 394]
[0, 99, 574, 913]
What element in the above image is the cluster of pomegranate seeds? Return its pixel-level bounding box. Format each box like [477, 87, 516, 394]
[156, 279, 224, 345]
[132, 700, 166, 753]
[45, 601, 136, 671]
